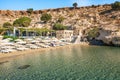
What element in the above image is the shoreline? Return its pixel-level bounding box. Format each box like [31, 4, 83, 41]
[0, 43, 89, 62]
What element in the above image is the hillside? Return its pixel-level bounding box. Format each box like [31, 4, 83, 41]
[0, 4, 120, 28]
[0, 4, 120, 46]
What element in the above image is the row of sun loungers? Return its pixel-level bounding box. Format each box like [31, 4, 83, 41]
[0, 37, 71, 53]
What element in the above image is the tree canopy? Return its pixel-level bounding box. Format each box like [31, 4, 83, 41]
[13, 17, 31, 27]
[41, 13, 52, 23]
[112, 1, 120, 10]
[27, 8, 34, 14]
[19, 28, 54, 36]
[3, 22, 12, 28]
[53, 23, 67, 30]
[88, 27, 99, 39]
[73, 2, 78, 9]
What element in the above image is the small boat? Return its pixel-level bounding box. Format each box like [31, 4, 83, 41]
[18, 65, 30, 69]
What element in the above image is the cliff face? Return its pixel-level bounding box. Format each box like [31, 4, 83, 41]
[0, 4, 120, 46]
[1, 4, 120, 28]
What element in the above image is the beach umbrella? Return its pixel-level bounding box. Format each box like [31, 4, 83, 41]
[16, 41, 26, 44]
[1, 39, 10, 43]
[15, 39, 23, 42]
[6, 38, 13, 40]
[0, 42, 14, 46]
[41, 40, 49, 43]
[52, 37, 58, 41]
[35, 38, 42, 41]
[31, 40, 39, 43]
[1, 46, 14, 49]
[24, 38, 33, 41]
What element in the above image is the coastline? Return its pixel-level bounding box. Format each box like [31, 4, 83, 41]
[0, 43, 89, 62]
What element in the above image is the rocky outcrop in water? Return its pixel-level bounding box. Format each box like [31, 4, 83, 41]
[18, 65, 30, 69]
[83, 25, 120, 46]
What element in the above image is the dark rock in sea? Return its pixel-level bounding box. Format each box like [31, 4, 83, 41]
[18, 65, 30, 69]
[89, 39, 106, 46]
[0, 61, 9, 65]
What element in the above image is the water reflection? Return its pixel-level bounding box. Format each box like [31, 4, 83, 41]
[0, 45, 120, 80]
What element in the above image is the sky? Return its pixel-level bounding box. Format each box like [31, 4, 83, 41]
[0, 0, 119, 10]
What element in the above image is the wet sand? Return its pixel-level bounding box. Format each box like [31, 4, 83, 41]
[0, 43, 89, 61]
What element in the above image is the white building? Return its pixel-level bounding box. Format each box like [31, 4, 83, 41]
[56, 30, 73, 41]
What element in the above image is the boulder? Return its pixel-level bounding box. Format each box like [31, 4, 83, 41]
[112, 37, 120, 46]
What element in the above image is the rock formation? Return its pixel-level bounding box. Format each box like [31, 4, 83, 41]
[0, 4, 120, 46]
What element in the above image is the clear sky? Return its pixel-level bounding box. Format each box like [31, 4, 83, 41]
[0, 0, 119, 10]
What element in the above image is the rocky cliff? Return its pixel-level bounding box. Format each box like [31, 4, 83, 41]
[0, 4, 120, 46]
[1, 4, 120, 28]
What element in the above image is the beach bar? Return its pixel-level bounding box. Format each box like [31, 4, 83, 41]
[56, 30, 73, 41]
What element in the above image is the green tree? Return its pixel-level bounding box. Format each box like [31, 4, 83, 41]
[41, 13, 52, 23]
[0, 27, 13, 35]
[92, 5, 95, 7]
[13, 17, 31, 27]
[3, 22, 12, 28]
[88, 27, 99, 39]
[53, 23, 67, 30]
[27, 8, 33, 14]
[73, 2, 78, 9]
[0, 28, 7, 35]
[112, 1, 120, 10]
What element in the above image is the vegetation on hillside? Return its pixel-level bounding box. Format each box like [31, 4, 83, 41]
[112, 1, 120, 10]
[17, 28, 54, 36]
[0, 27, 54, 36]
[53, 23, 67, 30]
[3, 22, 12, 28]
[41, 13, 52, 23]
[0, 27, 13, 35]
[13, 17, 31, 27]
[87, 27, 99, 39]
[0, 28, 7, 34]
[57, 16, 65, 23]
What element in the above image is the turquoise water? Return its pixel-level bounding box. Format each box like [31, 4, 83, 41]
[0, 45, 120, 80]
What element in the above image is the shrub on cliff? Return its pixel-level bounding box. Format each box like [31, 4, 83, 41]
[0, 28, 7, 35]
[112, 1, 120, 10]
[41, 13, 52, 23]
[3, 22, 12, 28]
[13, 17, 31, 27]
[53, 23, 67, 30]
[57, 16, 65, 23]
[88, 27, 99, 39]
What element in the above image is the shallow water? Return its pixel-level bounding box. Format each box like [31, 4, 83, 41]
[0, 45, 120, 80]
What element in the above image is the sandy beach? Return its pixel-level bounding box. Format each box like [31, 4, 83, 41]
[0, 43, 89, 62]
